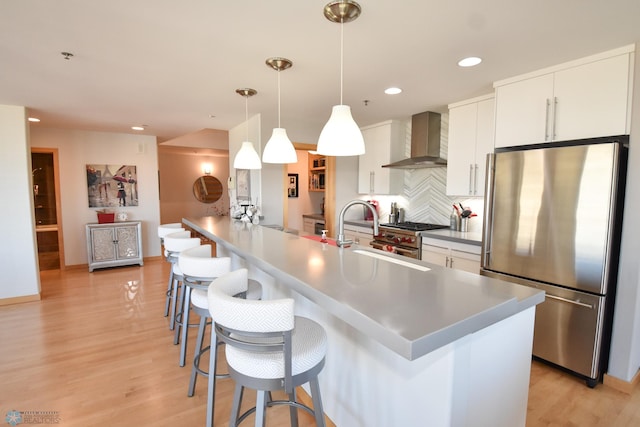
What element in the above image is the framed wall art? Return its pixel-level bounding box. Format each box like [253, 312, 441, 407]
[288, 173, 298, 198]
[86, 164, 138, 208]
[236, 169, 251, 202]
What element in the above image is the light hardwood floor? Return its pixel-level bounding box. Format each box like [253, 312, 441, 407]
[1, 259, 639, 426]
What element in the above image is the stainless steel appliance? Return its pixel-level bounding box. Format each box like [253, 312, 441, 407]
[481, 135, 628, 387]
[371, 222, 449, 259]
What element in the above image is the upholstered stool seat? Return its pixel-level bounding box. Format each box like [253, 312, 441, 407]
[208, 269, 326, 427]
[163, 230, 200, 331]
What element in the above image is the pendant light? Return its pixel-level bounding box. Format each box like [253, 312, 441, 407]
[233, 88, 262, 170]
[262, 57, 297, 164]
[317, 0, 365, 156]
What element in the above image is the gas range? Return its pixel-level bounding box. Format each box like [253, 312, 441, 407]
[371, 222, 449, 259]
[380, 222, 450, 232]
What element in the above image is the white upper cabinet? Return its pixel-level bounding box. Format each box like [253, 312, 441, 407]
[494, 45, 633, 148]
[358, 120, 405, 195]
[447, 94, 495, 196]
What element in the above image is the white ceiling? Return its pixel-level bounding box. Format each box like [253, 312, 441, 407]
[2, 0, 640, 143]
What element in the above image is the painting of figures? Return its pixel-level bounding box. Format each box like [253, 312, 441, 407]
[86, 164, 138, 208]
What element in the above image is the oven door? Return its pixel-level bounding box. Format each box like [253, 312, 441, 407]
[370, 241, 420, 259]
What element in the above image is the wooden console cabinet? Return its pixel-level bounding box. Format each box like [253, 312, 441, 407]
[86, 221, 143, 272]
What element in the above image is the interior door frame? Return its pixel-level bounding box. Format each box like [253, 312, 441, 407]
[31, 147, 65, 270]
[289, 143, 335, 237]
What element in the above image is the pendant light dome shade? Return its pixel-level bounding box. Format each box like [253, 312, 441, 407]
[234, 141, 262, 169]
[263, 128, 297, 163]
[319, 0, 364, 156]
[317, 105, 364, 155]
[233, 88, 262, 170]
[262, 57, 297, 164]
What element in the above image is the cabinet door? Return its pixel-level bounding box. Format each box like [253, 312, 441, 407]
[358, 121, 403, 195]
[450, 249, 481, 274]
[446, 102, 477, 196]
[303, 219, 315, 234]
[90, 227, 116, 262]
[473, 98, 495, 197]
[421, 244, 448, 267]
[494, 73, 554, 148]
[553, 54, 630, 141]
[115, 225, 140, 259]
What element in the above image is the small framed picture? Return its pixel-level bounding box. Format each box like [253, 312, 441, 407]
[288, 173, 298, 198]
[236, 169, 251, 202]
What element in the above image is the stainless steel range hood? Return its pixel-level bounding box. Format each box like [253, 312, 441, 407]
[382, 111, 446, 169]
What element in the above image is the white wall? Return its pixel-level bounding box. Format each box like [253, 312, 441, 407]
[609, 42, 640, 382]
[0, 105, 40, 299]
[30, 127, 161, 266]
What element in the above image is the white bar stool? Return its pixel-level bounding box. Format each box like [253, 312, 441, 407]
[157, 223, 184, 317]
[176, 244, 231, 367]
[208, 269, 327, 427]
[163, 230, 200, 331]
[189, 277, 262, 397]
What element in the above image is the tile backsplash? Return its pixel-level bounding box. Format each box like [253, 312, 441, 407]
[360, 113, 484, 233]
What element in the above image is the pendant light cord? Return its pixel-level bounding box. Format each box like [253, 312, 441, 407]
[340, 16, 344, 105]
[277, 70, 281, 128]
[245, 95, 249, 141]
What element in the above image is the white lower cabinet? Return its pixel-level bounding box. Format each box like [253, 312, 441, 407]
[303, 216, 325, 235]
[421, 237, 481, 274]
[343, 224, 375, 247]
[86, 221, 143, 272]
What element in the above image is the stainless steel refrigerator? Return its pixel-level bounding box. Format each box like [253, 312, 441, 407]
[481, 135, 628, 387]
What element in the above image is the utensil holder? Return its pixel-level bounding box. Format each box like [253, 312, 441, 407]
[460, 217, 469, 232]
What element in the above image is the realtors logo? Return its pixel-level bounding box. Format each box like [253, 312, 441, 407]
[5, 411, 22, 426]
[4, 410, 60, 425]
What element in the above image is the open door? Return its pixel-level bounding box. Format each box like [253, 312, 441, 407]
[31, 148, 65, 270]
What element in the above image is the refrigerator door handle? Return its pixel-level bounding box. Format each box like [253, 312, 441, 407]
[481, 153, 496, 268]
[546, 293, 594, 309]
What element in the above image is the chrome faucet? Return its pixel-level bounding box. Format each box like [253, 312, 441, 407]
[337, 200, 379, 248]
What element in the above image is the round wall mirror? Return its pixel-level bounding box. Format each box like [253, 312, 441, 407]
[193, 175, 223, 203]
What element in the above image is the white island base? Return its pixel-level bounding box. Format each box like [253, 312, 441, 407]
[219, 246, 535, 427]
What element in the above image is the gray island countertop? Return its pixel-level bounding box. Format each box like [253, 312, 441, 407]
[184, 216, 543, 361]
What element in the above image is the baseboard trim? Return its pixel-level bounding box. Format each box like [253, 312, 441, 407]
[0, 293, 41, 306]
[604, 369, 640, 394]
[296, 386, 336, 427]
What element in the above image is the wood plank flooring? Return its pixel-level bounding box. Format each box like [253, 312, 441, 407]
[0, 259, 639, 426]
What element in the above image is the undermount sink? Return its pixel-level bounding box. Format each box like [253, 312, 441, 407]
[353, 249, 431, 271]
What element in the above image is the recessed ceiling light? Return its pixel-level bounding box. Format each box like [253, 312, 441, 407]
[458, 57, 482, 67]
[384, 87, 402, 95]
[28, 117, 40, 122]
[131, 126, 145, 131]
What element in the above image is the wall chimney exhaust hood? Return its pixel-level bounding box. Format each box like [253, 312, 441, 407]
[382, 111, 446, 169]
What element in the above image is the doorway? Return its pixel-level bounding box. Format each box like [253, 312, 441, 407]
[285, 143, 335, 236]
[31, 149, 65, 270]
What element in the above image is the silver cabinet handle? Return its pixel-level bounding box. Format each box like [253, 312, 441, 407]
[544, 98, 551, 141]
[369, 171, 374, 194]
[546, 293, 593, 309]
[552, 96, 558, 140]
[450, 257, 454, 269]
[445, 256, 450, 268]
[468, 164, 473, 195]
[473, 164, 479, 195]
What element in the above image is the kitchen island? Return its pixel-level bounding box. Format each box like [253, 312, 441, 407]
[184, 216, 544, 427]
